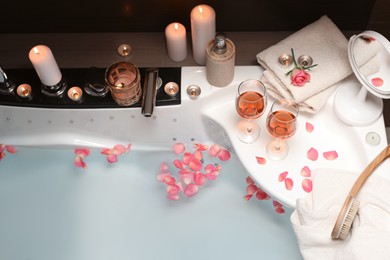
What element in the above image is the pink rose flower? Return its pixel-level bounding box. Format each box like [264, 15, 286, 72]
[291, 68, 310, 86]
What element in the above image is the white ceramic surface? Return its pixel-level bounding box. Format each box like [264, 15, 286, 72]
[1, 66, 388, 209]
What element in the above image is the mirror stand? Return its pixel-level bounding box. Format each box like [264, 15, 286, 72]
[334, 81, 383, 126]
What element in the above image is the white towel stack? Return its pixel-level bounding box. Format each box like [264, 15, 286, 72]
[291, 168, 390, 259]
[257, 16, 380, 113]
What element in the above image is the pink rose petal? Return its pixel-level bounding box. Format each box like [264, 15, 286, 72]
[75, 148, 90, 157]
[305, 122, 314, 133]
[100, 148, 112, 155]
[112, 144, 127, 155]
[244, 194, 253, 201]
[307, 148, 318, 161]
[278, 171, 288, 182]
[164, 175, 176, 185]
[184, 183, 199, 197]
[173, 159, 184, 169]
[323, 151, 338, 161]
[246, 184, 258, 196]
[157, 172, 171, 182]
[5, 145, 17, 154]
[205, 172, 217, 180]
[189, 158, 202, 171]
[180, 173, 194, 185]
[274, 206, 285, 214]
[173, 143, 186, 155]
[255, 188, 270, 200]
[160, 162, 169, 172]
[167, 194, 180, 200]
[246, 176, 254, 185]
[372, 77, 384, 87]
[194, 143, 208, 151]
[300, 166, 311, 177]
[209, 144, 221, 157]
[285, 178, 294, 190]
[194, 172, 206, 186]
[255, 156, 266, 165]
[74, 156, 87, 169]
[273, 200, 283, 208]
[107, 154, 118, 163]
[302, 178, 313, 193]
[167, 184, 181, 195]
[218, 149, 231, 161]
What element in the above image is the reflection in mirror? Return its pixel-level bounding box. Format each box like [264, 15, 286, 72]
[351, 33, 390, 97]
[334, 31, 390, 126]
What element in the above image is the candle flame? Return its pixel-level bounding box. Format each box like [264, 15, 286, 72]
[33, 47, 40, 55]
[174, 23, 178, 30]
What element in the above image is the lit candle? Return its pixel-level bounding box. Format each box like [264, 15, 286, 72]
[190, 5, 216, 65]
[28, 45, 62, 86]
[165, 22, 187, 62]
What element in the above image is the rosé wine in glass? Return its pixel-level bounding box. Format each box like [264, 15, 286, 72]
[266, 99, 299, 160]
[235, 79, 267, 143]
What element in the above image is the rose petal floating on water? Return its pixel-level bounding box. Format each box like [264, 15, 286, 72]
[194, 143, 208, 151]
[218, 148, 231, 161]
[323, 151, 338, 161]
[302, 178, 313, 193]
[173, 143, 186, 155]
[167, 194, 180, 200]
[209, 144, 221, 157]
[5, 145, 17, 154]
[184, 183, 199, 197]
[278, 171, 288, 182]
[246, 184, 258, 196]
[256, 156, 266, 165]
[307, 148, 318, 161]
[74, 156, 87, 169]
[300, 166, 311, 177]
[246, 176, 254, 185]
[285, 178, 294, 190]
[372, 77, 384, 87]
[255, 188, 270, 200]
[305, 122, 314, 133]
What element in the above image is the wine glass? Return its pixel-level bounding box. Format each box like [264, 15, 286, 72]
[235, 79, 267, 143]
[266, 98, 299, 160]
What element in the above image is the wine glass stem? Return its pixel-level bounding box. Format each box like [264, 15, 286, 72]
[274, 139, 281, 151]
[246, 120, 253, 134]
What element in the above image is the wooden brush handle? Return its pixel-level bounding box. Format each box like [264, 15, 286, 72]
[349, 144, 390, 197]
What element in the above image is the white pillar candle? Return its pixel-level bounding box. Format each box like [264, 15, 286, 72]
[165, 22, 187, 62]
[190, 4, 216, 65]
[28, 45, 62, 86]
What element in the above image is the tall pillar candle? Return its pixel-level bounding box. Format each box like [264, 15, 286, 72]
[190, 4, 216, 65]
[28, 45, 62, 86]
[165, 22, 187, 62]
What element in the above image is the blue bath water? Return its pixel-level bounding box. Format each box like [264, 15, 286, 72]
[0, 147, 302, 260]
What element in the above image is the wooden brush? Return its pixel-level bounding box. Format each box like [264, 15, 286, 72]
[331, 144, 390, 240]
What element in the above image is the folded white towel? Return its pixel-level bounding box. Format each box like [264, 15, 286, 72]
[257, 16, 380, 113]
[291, 168, 390, 259]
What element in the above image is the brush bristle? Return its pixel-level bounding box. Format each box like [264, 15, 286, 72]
[338, 200, 360, 240]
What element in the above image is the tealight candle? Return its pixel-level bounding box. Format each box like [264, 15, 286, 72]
[28, 45, 62, 86]
[165, 22, 187, 62]
[190, 5, 216, 65]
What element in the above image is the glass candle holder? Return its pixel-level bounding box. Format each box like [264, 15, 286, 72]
[105, 61, 141, 106]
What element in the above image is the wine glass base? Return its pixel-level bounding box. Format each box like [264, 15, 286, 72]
[266, 140, 288, 161]
[236, 120, 260, 144]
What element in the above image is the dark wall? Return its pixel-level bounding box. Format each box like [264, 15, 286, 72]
[1, 0, 376, 33]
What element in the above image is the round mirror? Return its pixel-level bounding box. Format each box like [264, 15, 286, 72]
[334, 30, 390, 126]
